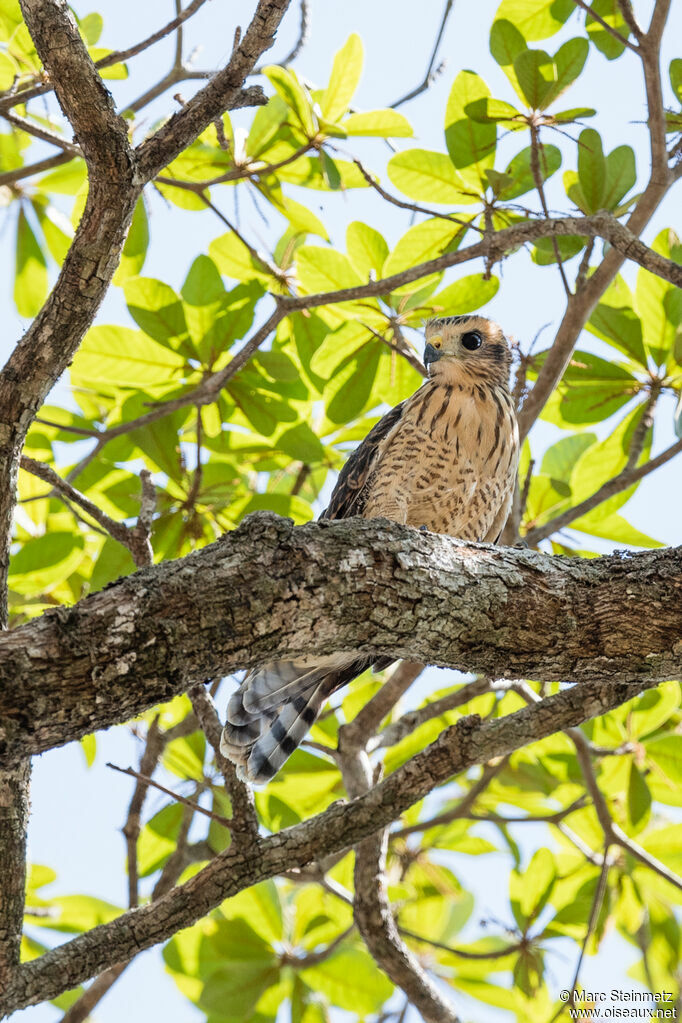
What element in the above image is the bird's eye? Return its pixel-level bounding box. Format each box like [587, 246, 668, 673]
[461, 331, 482, 351]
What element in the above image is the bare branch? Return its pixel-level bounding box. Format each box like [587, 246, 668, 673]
[19, 458, 155, 568]
[375, 676, 504, 749]
[0, 674, 657, 1014]
[0, 151, 74, 188]
[340, 661, 424, 749]
[188, 683, 259, 841]
[136, 0, 291, 181]
[389, 0, 455, 109]
[392, 758, 508, 837]
[0, 110, 80, 154]
[120, 721, 165, 908]
[570, 0, 638, 53]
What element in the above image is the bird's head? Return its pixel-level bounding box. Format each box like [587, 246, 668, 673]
[423, 315, 512, 387]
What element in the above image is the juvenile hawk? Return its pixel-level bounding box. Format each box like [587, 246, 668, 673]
[221, 315, 519, 783]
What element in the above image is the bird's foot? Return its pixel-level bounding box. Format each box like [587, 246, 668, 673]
[514, 539, 528, 549]
[418, 524, 429, 532]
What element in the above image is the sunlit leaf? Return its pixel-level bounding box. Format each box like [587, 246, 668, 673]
[319, 34, 363, 122]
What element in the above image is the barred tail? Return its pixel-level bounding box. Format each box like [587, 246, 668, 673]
[220, 654, 393, 784]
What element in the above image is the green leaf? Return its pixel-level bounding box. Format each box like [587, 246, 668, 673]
[627, 762, 651, 834]
[79, 12, 103, 45]
[277, 422, 325, 462]
[163, 733, 206, 781]
[571, 511, 662, 547]
[209, 231, 275, 286]
[387, 148, 473, 205]
[325, 342, 382, 423]
[343, 108, 412, 137]
[636, 228, 682, 366]
[35, 158, 87, 196]
[15, 206, 47, 317]
[296, 245, 362, 296]
[513, 48, 556, 109]
[586, 0, 631, 60]
[89, 48, 127, 79]
[138, 803, 184, 876]
[646, 735, 682, 787]
[320, 34, 363, 122]
[301, 947, 393, 1014]
[263, 65, 315, 136]
[536, 348, 636, 426]
[32, 198, 73, 263]
[576, 128, 606, 213]
[71, 326, 186, 394]
[445, 71, 496, 190]
[124, 278, 189, 352]
[383, 218, 463, 279]
[429, 273, 499, 315]
[625, 682, 681, 740]
[603, 145, 636, 210]
[671, 59, 682, 104]
[541, 432, 596, 481]
[9, 533, 85, 596]
[346, 221, 388, 279]
[319, 149, 341, 190]
[29, 895, 121, 934]
[495, 143, 561, 200]
[89, 536, 135, 592]
[494, 0, 574, 41]
[587, 275, 647, 366]
[80, 733, 96, 767]
[219, 880, 284, 944]
[544, 38, 588, 108]
[231, 492, 313, 525]
[489, 19, 527, 104]
[510, 848, 556, 927]
[113, 197, 149, 284]
[246, 95, 289, 157]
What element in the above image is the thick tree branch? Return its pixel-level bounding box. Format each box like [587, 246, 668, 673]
[0, 675, 657, 1014]
[1, 514, 681, 764]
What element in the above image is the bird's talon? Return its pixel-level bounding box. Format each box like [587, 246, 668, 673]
[419, 524, 429, 532]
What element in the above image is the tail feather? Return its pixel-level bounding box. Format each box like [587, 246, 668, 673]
[244, 684, 328, 784]
[220, 654, 396, 784]
[240, 654, 351, 715]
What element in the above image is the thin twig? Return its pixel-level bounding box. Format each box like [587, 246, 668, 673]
[392, 759, 508, 838]
[570, 0, 638, 52]
[353, 157, 481, 233]
[390, 0, 455, 108]
[107, 763, 233, 828]
[399, 927, 522, 961]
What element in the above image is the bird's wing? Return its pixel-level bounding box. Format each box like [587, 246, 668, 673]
[321, 399, 407, 520]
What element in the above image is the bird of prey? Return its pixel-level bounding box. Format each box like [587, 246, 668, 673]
[221, 314, 519, 784]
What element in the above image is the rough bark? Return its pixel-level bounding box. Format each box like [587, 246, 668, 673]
[0, 759, 30, 989]
[1, 513, 681, 764]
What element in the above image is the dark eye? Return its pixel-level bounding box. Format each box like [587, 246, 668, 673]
[461, 331, 482, 351]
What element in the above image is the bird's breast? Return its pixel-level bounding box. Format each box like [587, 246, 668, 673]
[363, 379, 519, 540]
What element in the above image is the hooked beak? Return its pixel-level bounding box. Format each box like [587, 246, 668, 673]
[423, 341, 444, 370]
